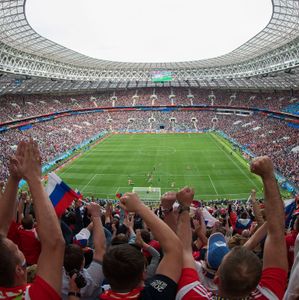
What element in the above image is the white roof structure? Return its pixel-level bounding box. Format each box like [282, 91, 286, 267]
[0, 0, 298, 91]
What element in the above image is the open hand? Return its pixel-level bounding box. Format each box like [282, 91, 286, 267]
[12, 139, 42, 182]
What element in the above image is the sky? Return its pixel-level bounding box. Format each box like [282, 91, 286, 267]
[25, 0, 272, 63]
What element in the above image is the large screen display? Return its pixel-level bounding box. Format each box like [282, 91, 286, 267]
[151, 71, 172, 82]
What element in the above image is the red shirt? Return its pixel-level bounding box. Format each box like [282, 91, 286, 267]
[7, 221, 20, 245]
[0, 276, 60, 300]
[143, 240, 161, 258]
[17, 227, 41, 266]
[285, 230, 298, 270]
[176, 267, 287, 299]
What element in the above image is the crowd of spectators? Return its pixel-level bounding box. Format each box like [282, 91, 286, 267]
[215, 114, 299, 186]
[0, 110, 298, 187]
[1, 88, 298, 124]
[0, 140, 298, 299]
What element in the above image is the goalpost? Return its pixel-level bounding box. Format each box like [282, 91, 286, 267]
[132, 186, 161, 206]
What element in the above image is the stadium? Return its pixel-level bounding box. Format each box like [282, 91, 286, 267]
[0, 0, 298, 299]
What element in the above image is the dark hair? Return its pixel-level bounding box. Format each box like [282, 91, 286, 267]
[240, 212, 248, 219]
[111, 234, 129, 246]
[103, 244, 145, 292]
[219, 246, 262, 298]
[21, 215, 34, 230]
[64, 244, 84, 273]
[0, 235, 20, 287]
[140, 229, 151, 244]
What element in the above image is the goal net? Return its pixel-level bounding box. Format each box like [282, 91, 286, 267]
[132, 187, 161, 206]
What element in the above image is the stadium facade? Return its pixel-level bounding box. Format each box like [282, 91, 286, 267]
[0, 0, 298, 94]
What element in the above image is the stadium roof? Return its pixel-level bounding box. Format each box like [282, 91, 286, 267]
[0, 0, 298, 86]
[0, 0, 298, 69]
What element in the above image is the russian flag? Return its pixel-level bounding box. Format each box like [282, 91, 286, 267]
[46, 172, 80, 217]
[201, 207, 218, 228]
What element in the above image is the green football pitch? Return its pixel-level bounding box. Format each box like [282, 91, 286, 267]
[58, 133, 263, 202]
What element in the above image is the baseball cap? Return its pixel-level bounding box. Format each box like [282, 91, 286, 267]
[73, 228, 91, 248]
[113, 214, 120, 220]
[207, 232, 229, 270]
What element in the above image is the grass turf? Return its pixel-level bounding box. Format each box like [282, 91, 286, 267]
[58, 133, 263, 202]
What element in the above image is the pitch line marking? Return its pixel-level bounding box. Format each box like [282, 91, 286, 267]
[81, 174, 98, 192]
[208, 175, 219, 195]
[208, 134, 260, 192]
[81, 190, 253, 200]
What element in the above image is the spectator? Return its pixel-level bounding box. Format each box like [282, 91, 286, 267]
[0, 139, 65, 299]
[61, 202, 106, 300]
[101, 192, 182, 299]
[174, 157, 288, 299]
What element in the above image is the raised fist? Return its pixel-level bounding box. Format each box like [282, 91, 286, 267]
[119, 193, 144, 213]
[176, 187, 194, 207]
[250, 156, 274, 179]
[160, 191, 177, 210]
[87, 202, 101, 218]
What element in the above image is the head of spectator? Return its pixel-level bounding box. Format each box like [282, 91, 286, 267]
[206, 233, 229, 270]
[111, 233, 129, 246]
[64, 244, 85, 275]
[240, 211, 249, 219]
[112, 214, 120, 225]
[103, 243, 145, 292]
[140, 229, 151, 244]
[227, 234, 248, 249]
[216, 246, 262, 298]
[241, 229, 250, 238]
[21, 215, 34, 230]
[0, 235, 27, 287]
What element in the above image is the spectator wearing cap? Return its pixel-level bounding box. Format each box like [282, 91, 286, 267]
[174, 157, 288, 300]
[194, 232, 229, 293]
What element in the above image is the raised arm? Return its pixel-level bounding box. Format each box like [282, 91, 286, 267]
[15, 139, 65, 293]
[87, 203, 106, 262]
[160, 192, 178, 232]
[176, 187, 197, 269]
[120, 192, 182, 282]
[243, 222, 267, 251]
[0, 142, 24, 236]
[135, 229, 161, 279]
[250, 189, 264, 227]
[123, 214, 136, 244]
[250, 156, 288, 271]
